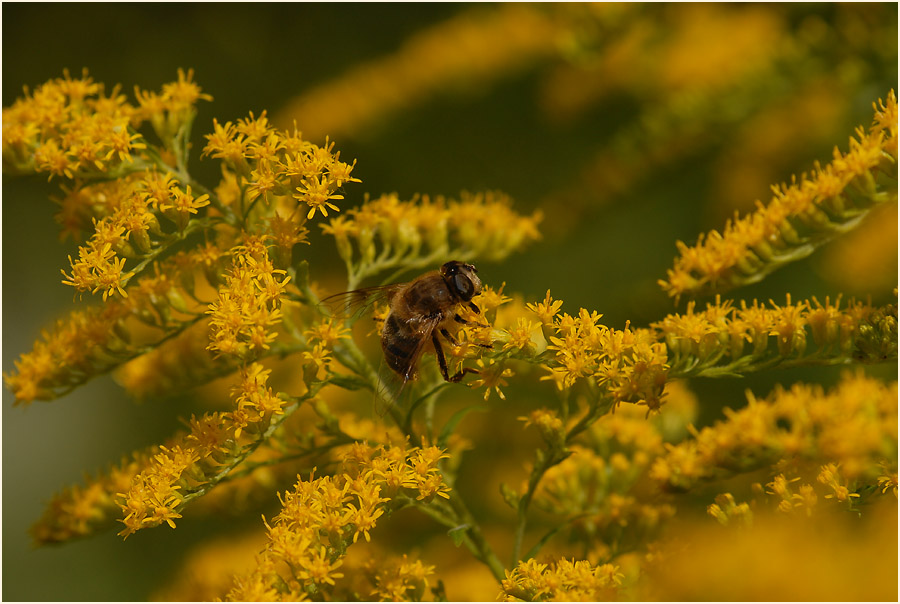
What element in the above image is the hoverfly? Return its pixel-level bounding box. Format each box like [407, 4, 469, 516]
[320, 261, 489, 399]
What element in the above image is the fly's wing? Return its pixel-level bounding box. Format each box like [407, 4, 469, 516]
[318, 284, 404, 322]
[374, 313, 444, 418]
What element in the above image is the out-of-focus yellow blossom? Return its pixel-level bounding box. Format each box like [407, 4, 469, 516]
[640, 501, 897, 601]
[529, 397, 688, 556]
[818, 201, 898, 293]
[30, 452, 146, 544]
[368, 554, 436, 602]
[707, 492, 753, 527]
[275, 3, 571, 141]
[151, 531, 268, 602]
[114, 321, 239, 401]
[660, 91, 898, 299]
[650, 371, 897, 492]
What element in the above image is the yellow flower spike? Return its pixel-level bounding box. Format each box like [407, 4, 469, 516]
[654, 372, 896, 493]
[660, 90, 898, 300]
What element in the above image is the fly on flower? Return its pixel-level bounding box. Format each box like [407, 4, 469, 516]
[320, 261, 492, 413]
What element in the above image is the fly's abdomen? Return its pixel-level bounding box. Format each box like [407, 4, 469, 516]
[381, 312, 422, 380]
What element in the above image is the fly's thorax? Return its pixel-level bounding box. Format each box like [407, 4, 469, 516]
[395, 273, 455, 318]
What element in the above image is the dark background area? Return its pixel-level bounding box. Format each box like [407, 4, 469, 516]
[3, 3, 897, 600]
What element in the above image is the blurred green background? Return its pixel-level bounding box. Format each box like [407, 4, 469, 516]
[3, 3, 897, 600]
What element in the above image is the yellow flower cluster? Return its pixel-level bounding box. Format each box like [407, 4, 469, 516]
[540, 305, 669, 413]
[224, 443, 450, 600]
[660, 90, 898, 299]
[206, 238, 292, 359]
[4, 301, 132, 404]
[367, 554, 436, 602]
[30, 452, 146, 544]
[521, 383, 696, 561]
[59, 170, 210, 299]
[654, 294, 897, 376]
[719, 460, 881, 522]
[321, 191, 541, 288]
[7, 64, 897, 602]
[707, 492, 753, 527]
[201, 110, 360, 220]
[500, 558, 624, 602]
[2, 68, 150, 178]
[650, 372, 897, 492]
[117, 363, 289, 538]
[4, 243, 225, 404]
[1, 69, 220, 301]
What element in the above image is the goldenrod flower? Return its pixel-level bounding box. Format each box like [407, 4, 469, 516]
[6, 67, 897, 603]
[469, 358, 515, 401]
[500, 557, 623, 601]
[650, 372, 897, 492]
[319, 191, 540, 288]
[369, 554, 436, 602]
[206, 243, 291, 360]
[115, 363, 290, 539]
[223, 443, 451, 600]
[660, 91, 898, 299]
[707, 493, 753, 527]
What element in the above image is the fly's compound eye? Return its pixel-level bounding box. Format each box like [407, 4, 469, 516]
[453, 274, 475, 300]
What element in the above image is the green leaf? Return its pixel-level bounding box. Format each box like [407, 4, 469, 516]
[447, 524, 469, 547]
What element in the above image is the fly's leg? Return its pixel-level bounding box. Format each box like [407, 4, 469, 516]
[451, 313, 493, 350]
[440, 327, 460, 346]
[432, 332, 480, 383]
